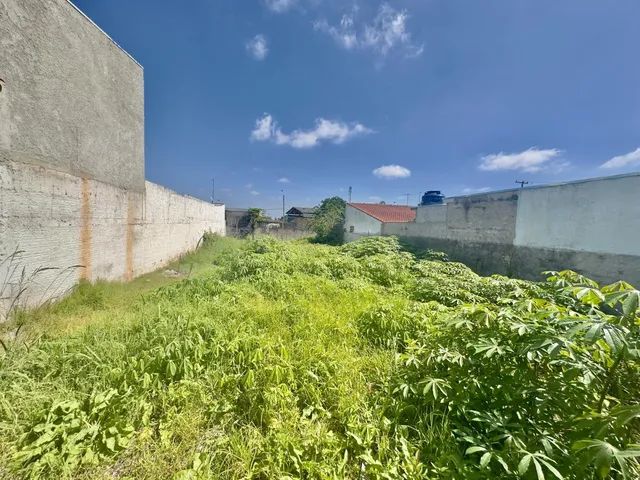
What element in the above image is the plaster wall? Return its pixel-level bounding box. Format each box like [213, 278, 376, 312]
[344, 205, 382, 242]
[0, 0, 145, 191]
[514, 174, 640, 256]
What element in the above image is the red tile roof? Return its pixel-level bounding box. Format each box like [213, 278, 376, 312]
[348, 203, 416, 223]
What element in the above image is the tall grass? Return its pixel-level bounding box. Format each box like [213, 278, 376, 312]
[0, 236, 638, 479]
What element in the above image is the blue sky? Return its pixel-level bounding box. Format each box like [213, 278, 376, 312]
[74, 0, 640, 212]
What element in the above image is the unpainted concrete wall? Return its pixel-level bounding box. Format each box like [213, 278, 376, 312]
[344, 205, 382, 242]
[0, 0, 145, 191]
[381, 174, 640, 286]
[0, 160, 225, 317]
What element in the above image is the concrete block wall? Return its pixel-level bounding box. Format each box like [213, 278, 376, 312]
[382, 173, 640, 286]
[0, 160, 225, 317]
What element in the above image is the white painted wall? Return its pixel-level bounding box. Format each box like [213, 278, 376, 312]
[344, 205, 382, 241]
[0, 160, 225, 318]
[514, 174, 640, 256]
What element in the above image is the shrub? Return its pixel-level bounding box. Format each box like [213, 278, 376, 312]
[1, 237, 638, 479]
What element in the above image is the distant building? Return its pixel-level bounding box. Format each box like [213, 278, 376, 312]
[286, 207, 316, 230]
[345, 203, 416, 241]
[225, 208, 250, 236]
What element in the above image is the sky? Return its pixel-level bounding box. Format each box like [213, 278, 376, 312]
[73, 0, 640, 213]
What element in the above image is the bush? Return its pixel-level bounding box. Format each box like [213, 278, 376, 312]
[1, 237, 639, 479]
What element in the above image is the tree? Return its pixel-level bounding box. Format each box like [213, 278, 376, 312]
[247, 208, 267, 239]
[311, 197, 346, 245]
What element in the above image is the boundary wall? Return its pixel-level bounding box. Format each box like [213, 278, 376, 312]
[382, 173, 640, 286]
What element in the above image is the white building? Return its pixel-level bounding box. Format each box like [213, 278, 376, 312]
[344, 203, 416, 242]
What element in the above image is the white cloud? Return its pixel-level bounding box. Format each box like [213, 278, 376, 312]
[250, 113, 372, 149]
[372, 164, 411, 179]
[314, 4, 423, 59]
[246, 34, 269, 60]
[479, 147, 565, 173]
[277, 177, 290, 183]
[600, 147, 640, 170]
[264, 0, 296, 13]
[245, 183, 254, 189]
[250, 190, 261, 196]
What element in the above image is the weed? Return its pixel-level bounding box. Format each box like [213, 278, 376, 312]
[0, 237, 638, 479]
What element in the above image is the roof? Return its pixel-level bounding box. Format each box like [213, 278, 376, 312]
[287, 207, 316, 217]
[348, 203, 416, 223]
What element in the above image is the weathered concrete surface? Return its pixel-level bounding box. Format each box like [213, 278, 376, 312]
[511, 245, 640, 286]
[445, 191, 518, 244]
[0, 0, 144, 191]
[391, 235, 640, 287]
[0, 160, 225, 317]
[386, 191, 519, 245]
[380, 173, 640, 286]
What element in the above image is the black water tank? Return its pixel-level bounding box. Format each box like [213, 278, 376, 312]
[421, 190, 445, 205]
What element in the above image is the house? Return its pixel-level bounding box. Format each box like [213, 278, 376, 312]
[345, 203, 416, 241]
[285, 207, 316, 230]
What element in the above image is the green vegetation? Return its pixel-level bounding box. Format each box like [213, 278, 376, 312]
[310, 196, 346, 245]
[1, 236, 639, 479]
[247, 208, 268, 239]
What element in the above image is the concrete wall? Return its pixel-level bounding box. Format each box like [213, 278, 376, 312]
[0, 0, 145, 191]
[514, 174, 640, 256]
[380, 173, 640, 286]
[0, 0, 229, 320]
[344, 205, 382, 242]
[0, 160, 225, 316]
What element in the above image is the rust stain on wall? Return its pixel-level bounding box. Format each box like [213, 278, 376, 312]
[79, 178, 92, 280]
[125, 193, 135, 281]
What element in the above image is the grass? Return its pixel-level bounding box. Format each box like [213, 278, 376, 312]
[0, 235, 244, 340]
[0, 235, 638, 479]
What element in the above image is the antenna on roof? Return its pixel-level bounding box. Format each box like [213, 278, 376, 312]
[402, 193, 411, 205]
[515, 180, 529, 188]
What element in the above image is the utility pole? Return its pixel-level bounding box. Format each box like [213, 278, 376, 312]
[211, 178, 215, 203]
[348, 186, 352, 203]
[281, 190, 285, 222]
[515, 180, 529, 188]
[403, 193, 411, 205]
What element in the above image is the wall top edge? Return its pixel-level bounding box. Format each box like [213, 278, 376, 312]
[444, 171, 640, 202]
[65, 0, 143, 69]
[144, 181, 225, 208]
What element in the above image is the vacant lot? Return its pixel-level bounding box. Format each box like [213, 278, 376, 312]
[1, 236, 639, 479]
